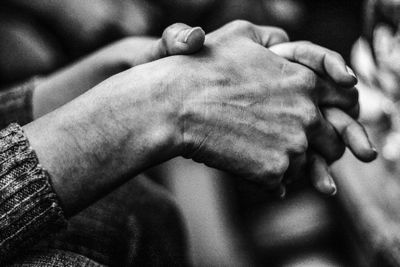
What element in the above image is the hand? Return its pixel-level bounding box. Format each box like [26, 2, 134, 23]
[22, 21, 373, 215]
[32, 23, 205, 118]
[270, 41, 377, 195]
[161, 20, 375, 189]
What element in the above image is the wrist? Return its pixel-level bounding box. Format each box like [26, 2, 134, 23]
[23, 62, 183, 214]
[107, 62, 184, 160]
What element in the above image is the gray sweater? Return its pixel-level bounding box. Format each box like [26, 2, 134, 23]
[0, 80, 188, 266]
[0, 123, 66, 263]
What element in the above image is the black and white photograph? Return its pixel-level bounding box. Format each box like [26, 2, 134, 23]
[0, 0, 398, 266]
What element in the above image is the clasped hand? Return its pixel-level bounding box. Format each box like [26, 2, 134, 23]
[158, 20, 377, 195]
[26, 21, 378, 216]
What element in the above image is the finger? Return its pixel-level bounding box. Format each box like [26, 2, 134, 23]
[227, 21, 290, 46]
[315, 76, 359, 111]
[277, 184, 286, 199]
[158, 23, 205, 56]
[253, 25, 290, 47]
[284, 153, 307, 184]
[309, 152, 337, 196]
[270, 41, 357, 87]
[244, 149, 289, 189]
[345, 102, 360, 119]
[236, 179, 286, 202]
[322, 107, 378, 162]
[307, 109, 346, 163]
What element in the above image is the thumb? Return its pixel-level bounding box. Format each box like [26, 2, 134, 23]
[159, 23, 205, 56]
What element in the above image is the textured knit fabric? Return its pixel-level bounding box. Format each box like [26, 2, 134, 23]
[32, 176, 189, 267]
[6, 175, 189, 267]
[0, 123, 189, 266]
[0, 79, 189, 265]
[7, 249, 103, 267]
[0, 79, 36, 129]
[0, 123, 66, 264]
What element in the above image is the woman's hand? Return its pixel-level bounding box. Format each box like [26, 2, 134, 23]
[270, 41, 377, 195]
[165, 20, 375, 189]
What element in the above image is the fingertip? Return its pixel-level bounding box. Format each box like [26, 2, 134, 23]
[328, 177, 337, 196]
[310, 153, 337, 196]
[314, 173, 337, 196]
[182, 27, 205, 53]
[345, 124, 378, 162]
[278, 184, 286, 199]
[183, 27, 205, 43]
[325, 56, 357, 87]
[338, 66, 358, 87]
[355, 145, 378, 162]
[346, 66, 358, 84]
[161, 24, 205, 55]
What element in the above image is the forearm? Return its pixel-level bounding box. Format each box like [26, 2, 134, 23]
[25, 65, 181, 216]
[31, 37, 166, 119]
[32, 51, 123, 119]
[31, 24, 205, 119]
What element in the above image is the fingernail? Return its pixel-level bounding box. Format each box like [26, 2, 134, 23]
[178, 27, 203, 43]
[279, 185, 286, 199]
[330, 181, 337, 196]
[372, 146, 378, 157]
[368, 136, 378, 156]
[346, 66, 358, 81]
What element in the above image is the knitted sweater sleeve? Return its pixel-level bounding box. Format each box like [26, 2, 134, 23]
[0, 123, 66, 263]
[0, 78, 37, 129]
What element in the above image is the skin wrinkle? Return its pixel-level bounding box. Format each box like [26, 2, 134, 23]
[180, 60, 233, 156]
[185, 131, 211, 159]
[88, 104, 127, 168]
[279, 61, 289, 78]
[190, 131, 268, 182]
[221, 101, 304, 137]
[63, 86, 134, 174]
[184, 105, 297, 156]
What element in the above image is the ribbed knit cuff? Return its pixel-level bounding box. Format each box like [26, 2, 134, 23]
[0, 123, 66, 263]
[0, 78, 37, 129]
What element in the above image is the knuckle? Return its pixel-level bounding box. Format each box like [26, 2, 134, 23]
[163, 23, 187, 38]
[268, 153, 290, 178]
[289, 133, 308, 154]
[329, 50, 344, 61]
[327, 143, 346, 162]
[296, 68, 318, 91]
[269, 27, 290, 42]
[300, 101, 320, 127]
[302, 69, 318, 86]
[292, 41, 312, 59]
[162, 24, 175, 38]
[228, 19, 254, 32]
[252, 152, 289, 186]
[293, 41, 309, 54]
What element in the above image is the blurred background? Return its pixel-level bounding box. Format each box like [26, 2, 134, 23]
[3, 0, 400, 266]
[0, 0, 363, 85]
